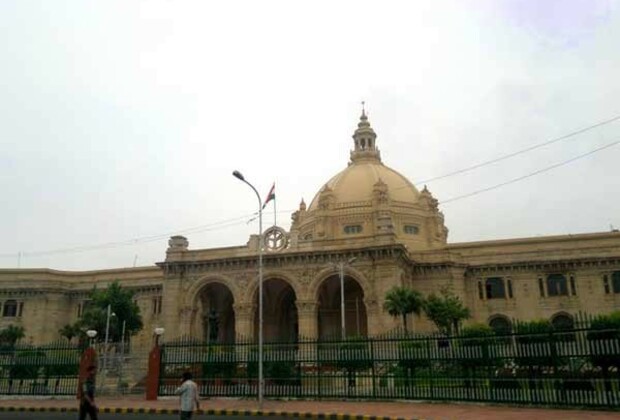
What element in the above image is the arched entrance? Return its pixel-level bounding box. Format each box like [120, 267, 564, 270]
[489, 314, 512, 335]
[195, 283, 235, 343]
[253, 278, 298, 342]
[317, 274, 367, 339]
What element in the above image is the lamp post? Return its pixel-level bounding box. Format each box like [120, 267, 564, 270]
[86, 330, 97, 347]
[232, 170, 264, 408]
[154, 327, 165, 346]
[119, 320, 127, 394]
[335, 257, 357, 340]
[103, 306, 117, 372]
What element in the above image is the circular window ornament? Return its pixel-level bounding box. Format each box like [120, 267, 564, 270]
[263, 226, 288, 252]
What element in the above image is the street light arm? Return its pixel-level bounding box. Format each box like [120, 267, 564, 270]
[242, 179, 263, 210]
[232, 171, 263, 210]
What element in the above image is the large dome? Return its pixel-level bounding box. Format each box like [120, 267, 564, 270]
[290, 110, 448, 250]
[308, 161, 420, 211]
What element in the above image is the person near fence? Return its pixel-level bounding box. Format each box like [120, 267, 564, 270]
[176, 371, 200, 420]
[79, 365, 98, 420]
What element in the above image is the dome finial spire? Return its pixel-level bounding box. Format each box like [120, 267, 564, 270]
[351, 105, 380, 163]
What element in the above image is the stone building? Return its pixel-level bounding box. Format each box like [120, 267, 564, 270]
[1, 112, 620, 347]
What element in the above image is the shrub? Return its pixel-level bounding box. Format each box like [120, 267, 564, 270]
[587, 311, 620, 373]
[457, 324, 502, 371]
[398, 339, 431, 371]
[44, 349, 80, 377]
[247, 344, 299, 385]
[513, 319, 558, 370]
[202, 345, 237, 379]
[10, 350, 46, 380]
[336, 337, 373, 373]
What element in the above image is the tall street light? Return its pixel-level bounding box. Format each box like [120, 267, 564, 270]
[232, 170, 264, 408]
[335, 257, 357, 340]
[103, 304, 115, 372]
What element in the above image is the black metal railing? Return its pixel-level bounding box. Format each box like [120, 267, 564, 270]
[0, 341, 82, 395]
[158, 326, 620, 408]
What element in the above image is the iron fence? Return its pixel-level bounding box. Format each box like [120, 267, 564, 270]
[158, 326, 620, 408]
[0, 341, 82, 395]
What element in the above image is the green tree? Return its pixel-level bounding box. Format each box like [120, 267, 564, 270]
[0, 325, 25, 349]
[423, 286, 471, 335]
[77, 281, 143, 342]
[383, 286, 425, 333]
[58, 324, 81, 343]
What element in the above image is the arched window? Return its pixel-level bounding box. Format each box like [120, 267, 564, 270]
[2, 300, 17, 317]
[485, 277, 506, 299]
[551, 313, 574, 331]
[489, 315, 512, 335]
[546, 274, 568, 296]
[551, 313, 576, 341]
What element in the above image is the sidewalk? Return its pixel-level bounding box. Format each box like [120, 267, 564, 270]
[0, 396, 618, 419]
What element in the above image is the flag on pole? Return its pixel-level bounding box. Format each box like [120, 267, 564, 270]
[262, 183, 275, 210]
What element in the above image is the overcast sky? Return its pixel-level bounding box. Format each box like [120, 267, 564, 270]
[1, 0, 619, 271]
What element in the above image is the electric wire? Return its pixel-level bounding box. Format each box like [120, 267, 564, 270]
[0, 210, 292, 258]
[439, 139, 620, 204]
[3, 114, 619, 261]
[414, 113, 620, 186]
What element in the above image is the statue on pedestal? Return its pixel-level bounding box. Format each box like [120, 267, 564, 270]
[208, 309, 219, 343]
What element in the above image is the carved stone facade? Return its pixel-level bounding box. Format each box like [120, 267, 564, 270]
[1, 112, 619, 346]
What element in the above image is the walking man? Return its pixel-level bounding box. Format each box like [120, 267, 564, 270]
[79, 365, 98, 420]
[176, 371, 200, 420]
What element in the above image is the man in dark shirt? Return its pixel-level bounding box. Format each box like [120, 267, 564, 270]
[79, 365, 98, 420]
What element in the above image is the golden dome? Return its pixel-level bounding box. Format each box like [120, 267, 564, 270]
[308, 110, 419, 210]
[308, 161, 419, 211]
[293, 109, 448, 249]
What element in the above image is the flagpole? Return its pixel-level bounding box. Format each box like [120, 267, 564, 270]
[273, 181, 277, 227]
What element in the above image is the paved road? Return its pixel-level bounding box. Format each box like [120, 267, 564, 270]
[0, 414, 270, 420]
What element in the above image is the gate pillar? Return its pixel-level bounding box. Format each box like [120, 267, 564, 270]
[146, 341, 162, 400]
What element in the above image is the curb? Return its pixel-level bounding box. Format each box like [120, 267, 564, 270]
[0, 406, 425, 419]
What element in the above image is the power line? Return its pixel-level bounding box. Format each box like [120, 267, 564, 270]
[440, 139, 620, 205]
[3, 134, 618, 259]
[0, 210, 293, 258]
[414, 113, 620, 185]
[3, 115, 619, 261]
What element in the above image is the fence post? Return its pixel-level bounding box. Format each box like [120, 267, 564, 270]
[427, 335, 434, 400]
[370, 337, 376, 399]
[146, 342, 162, 401]
[549, 330, 563, 405]
[317, 340, 322, 400]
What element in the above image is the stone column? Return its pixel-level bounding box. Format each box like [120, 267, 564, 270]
[296, 301, 319, 340]
[161, 275, 183, 342]
[178, 305, 195, 338]
[233, 303, 255, 341]
[364, 297, 382, 336]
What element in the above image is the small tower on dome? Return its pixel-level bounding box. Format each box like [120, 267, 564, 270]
[350, 102, 381, 164]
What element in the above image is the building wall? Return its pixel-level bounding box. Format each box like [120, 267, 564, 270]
[1, 231, 619, 346]
[0, 267, 163, 346]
